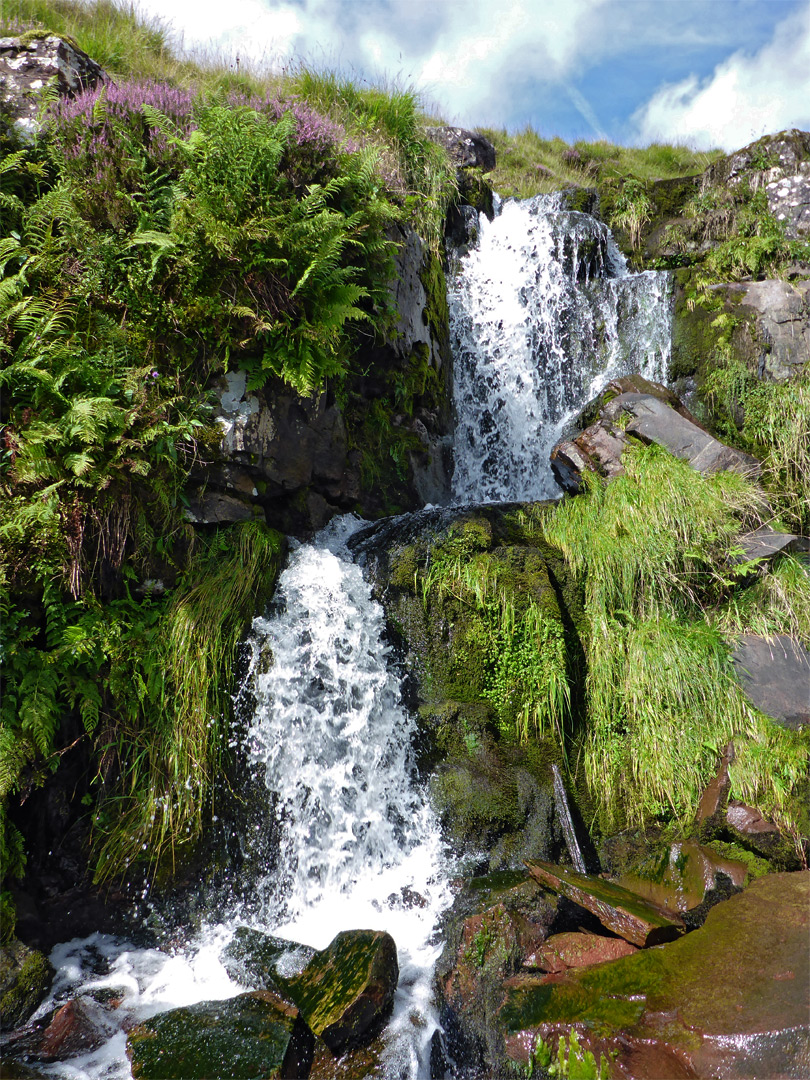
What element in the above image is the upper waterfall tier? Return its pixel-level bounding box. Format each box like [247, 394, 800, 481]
[450, 194, 672, 504]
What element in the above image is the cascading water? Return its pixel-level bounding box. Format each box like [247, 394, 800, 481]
[450, 194, 672, 502]
[22, 193, 674, 1080]
[26, 518, 449, 1080]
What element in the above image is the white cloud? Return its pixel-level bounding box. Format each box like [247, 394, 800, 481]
[632, 1, 810, 150]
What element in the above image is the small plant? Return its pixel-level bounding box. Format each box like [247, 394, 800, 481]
[610, 178, 652, 252]
[527, 1031, 613, 1079]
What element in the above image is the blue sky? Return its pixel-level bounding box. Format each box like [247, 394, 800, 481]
[136, 0, 810, 150]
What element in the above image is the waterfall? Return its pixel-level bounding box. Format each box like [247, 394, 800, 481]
[29, 193, 673, 1080]
[450, 194, 672, 503]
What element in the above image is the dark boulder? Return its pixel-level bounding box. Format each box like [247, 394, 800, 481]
[425, 127, 496, 172]
[281, 930, 398, 1057]
[126, 988, 314, 1080]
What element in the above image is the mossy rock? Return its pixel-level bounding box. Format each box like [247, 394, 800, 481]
[0, 941, 54, 1032]
[126, 989, 314, 1079]
[280, 930, 398, 1057]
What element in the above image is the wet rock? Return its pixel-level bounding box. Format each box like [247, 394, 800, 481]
[525, 861, 685, 946]
[22, 996, 110, 1061]
[0, 35, 105, 139]
[184, 490, 256, 525]
[723, 799, 800, 867]
[0, 941, 53, 1031]
[280, 930, 398, 1057]
[222, 928, 316, 989]
[613, 839, 748, 916]
[126, 988, 314, 1079]
[434, 871, 557, 1076]
[732, 633, 810, 729]
[309, 1033, 388, 1078]
[695, 741, 734, 833]
[500, 871, 810, 1080]
[425, 127, 496, 172]
[524, 932, 637, 973]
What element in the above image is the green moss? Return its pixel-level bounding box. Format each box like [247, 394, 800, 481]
[703, 841, 771, 881]
[0, 943, 54, 1030]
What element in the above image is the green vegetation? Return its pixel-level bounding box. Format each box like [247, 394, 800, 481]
[526, 1031, 613, 1080]
[0, 0, 457, 896]
[543, 444, 807, 839]
[478, 129, 720, 201]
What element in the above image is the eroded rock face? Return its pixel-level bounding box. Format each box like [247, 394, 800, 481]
[704, 129, 810, 240]
[126, 989, 314, 1080]
[500, 871, 810, 1080]
[434, 871, 557, 1076]
[191, 226, 453, 534]
[524, 932, 637, 973]
[0, 35, 105, 138]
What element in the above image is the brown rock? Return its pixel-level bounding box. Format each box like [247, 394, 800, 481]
[696, 741, 735, 830]
[35, 998, 107, 1060]
[525, 860, 685, 947]
[524, 932, 637, 973]
[501, 871, 810, 1080]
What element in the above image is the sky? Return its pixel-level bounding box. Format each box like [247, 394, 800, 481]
[135, 0, 810, 151]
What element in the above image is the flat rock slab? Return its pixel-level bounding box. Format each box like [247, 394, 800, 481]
[524, 933, 637, 974]
[732, 634, 810, 728]
[126, 989, 314, 1079]
[613, 839, 749, 915]
[281, 930, 398, 1057]
[735, 527, 810, 565]
[603, 394, 761, 477]
[501, 871, 810, 1080]
[525, 861, 684, 947]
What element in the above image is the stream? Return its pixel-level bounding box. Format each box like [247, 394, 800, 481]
[30, 194, 671, 1080]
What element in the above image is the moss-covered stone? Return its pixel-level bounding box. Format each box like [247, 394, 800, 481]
[0, 940, 54, 1032]
[280, 930, 398, 1057]
[125, 989, 314, 1079]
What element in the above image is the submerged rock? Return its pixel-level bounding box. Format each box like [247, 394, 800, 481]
[0, 941, 53, 1032]
[222, 928, 316, 990]
[525, 861, 685, 947]
[280, 930, 398, 1057]
[500, 870, 810, 1080]
[126, 988, 314, 1080]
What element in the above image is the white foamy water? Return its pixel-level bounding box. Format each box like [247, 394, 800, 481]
[32, 517, 450, 1080]
[450, 194, 672, 503]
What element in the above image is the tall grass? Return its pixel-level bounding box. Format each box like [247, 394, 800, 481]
[544, 444, 806, 835]
[92, 522, 284, 883]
